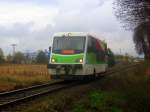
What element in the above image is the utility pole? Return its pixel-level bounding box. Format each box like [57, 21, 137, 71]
[120, 49, 122, 55]
[11, 44, 17, 56]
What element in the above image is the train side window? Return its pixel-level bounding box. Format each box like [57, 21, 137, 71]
[87, 37, 92, 53]
[87, 36, 106, 62]
[96, 40, 101, 50]
[87, 36, 98, 53]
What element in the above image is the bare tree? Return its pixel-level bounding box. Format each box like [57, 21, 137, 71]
[114, 0, 150, 59]
[114, 0, 150, 30]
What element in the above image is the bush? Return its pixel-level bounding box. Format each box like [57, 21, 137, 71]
[73, 91, 123, 112]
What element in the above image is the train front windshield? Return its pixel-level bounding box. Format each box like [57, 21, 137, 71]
[52, 36, 86, 54]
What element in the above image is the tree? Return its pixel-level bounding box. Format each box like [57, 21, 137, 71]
[13, 52, 25, 64]
[6, 54, 13, 63]
[133, 22, 150, 59]
[114, 0, 150, 30]
[0, 48, 5, 63]
[35, 50, 48, 64]
[114, 0, 150, 59]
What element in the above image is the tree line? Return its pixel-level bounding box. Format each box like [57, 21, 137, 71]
[0, 48, 49, 64]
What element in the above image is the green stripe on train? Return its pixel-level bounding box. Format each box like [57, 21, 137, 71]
[51, 53, 107, 64]
[51, 53, 84, 64]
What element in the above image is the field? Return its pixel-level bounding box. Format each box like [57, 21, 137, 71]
[1, 61, 150, 112]
[0, 64, 50, 92]
[11, 61, 150, 112]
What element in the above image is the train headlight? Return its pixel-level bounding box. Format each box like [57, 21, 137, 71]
[79, 59, 83, 63]
[51, 58, 55, 63]
[76, 58, 83, 63]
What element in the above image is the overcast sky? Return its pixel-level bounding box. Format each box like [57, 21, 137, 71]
[0, 0, 137, 56]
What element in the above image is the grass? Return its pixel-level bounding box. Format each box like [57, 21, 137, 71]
[73, 91, 123, 112]
[0, 64, 50, 92]
[72, 61, 150, 112]
[4, 61, 150, 112]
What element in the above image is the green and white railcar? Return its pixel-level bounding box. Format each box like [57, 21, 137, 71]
[47, 32, 108, 80]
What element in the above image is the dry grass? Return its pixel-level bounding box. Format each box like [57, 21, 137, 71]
[0, 64, 50, 92]
[8, 61, 150, 112]
[98, 61, 150, 112]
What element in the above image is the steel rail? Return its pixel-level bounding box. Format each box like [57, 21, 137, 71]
[0, 80, 74, 109]
[0, 80, 62, 96]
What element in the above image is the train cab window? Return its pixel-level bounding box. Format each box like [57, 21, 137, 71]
[52, 36, 86, 54]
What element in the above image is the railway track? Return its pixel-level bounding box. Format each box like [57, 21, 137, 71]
[0, 80, 79, 110]
[99, 63, 139, 77]
[0, 63, 140, 110]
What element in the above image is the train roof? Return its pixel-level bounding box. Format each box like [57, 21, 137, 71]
[53, 32, 90, 37]
[53, 32, 106, 43]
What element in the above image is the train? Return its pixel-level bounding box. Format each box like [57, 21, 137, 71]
[47, 32, 111, 80]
